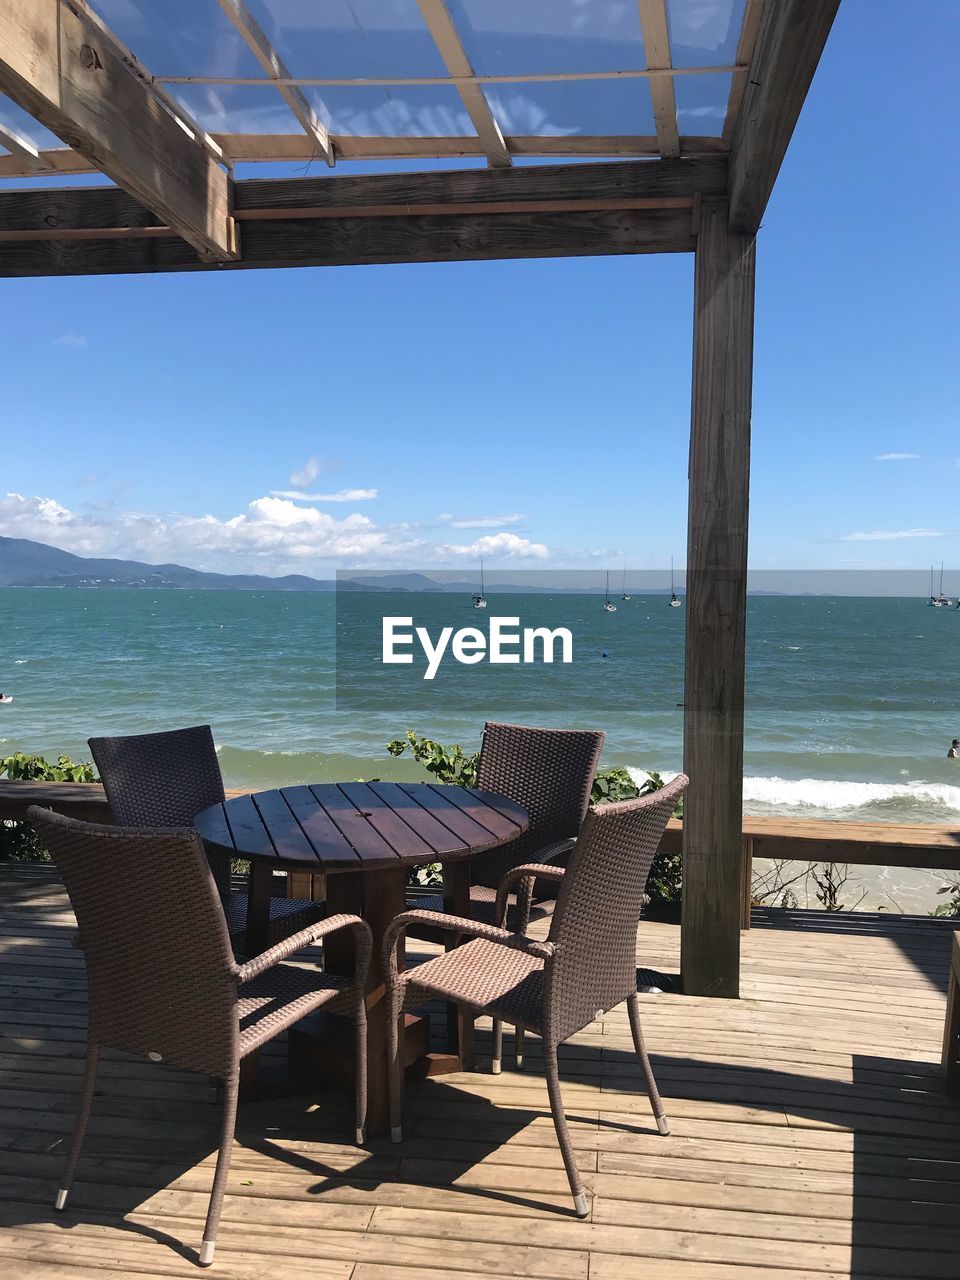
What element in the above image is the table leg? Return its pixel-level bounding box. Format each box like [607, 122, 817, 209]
[325, 866, 406, 1136]
[443, 860, 475, 1071]
[245, 860, 274, 957]
[238, 860, 275, 1099]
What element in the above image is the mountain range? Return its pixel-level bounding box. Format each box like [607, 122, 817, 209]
[0, 536, 334, 592]
[0, 537, 698, 595]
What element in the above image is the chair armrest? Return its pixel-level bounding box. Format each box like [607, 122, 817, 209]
[236, 913, 372, 986]
[382, 909, 554, 988]
[495, 863, 567, 928]
[528, 837, 576, 864]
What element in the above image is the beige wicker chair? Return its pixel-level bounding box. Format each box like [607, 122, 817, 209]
[384, 775, 688, 1218]
[88, 725, 321, 951]
[28, 806, 371, 1268]
[415, 721, 605, 932]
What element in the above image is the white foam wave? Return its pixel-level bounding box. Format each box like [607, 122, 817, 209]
[742, 775, 960, 813]
[627, 768, 960, 815]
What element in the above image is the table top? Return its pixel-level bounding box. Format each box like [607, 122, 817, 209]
[194, 781, 529, 874]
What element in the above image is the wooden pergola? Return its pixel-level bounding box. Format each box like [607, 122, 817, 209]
[0, 0, 841, 998]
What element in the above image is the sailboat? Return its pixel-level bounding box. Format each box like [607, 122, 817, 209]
[928, 563, 951, 607]
[669, 556, 682, 608]
[472, 559, 487, 609]
[602, 571, 617, 612]
[620, 569, 631, 601]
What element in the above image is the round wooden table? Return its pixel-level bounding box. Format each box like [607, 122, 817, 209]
[194, 781, 529, 1132]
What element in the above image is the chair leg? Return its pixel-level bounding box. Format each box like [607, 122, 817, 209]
[543, 1039, 588, 1218]
[54, 1041, 100, 1211]
[515, 1025, 526, 1069]
[627, 992, 669, 1135]
[491, 1017, 503, 1074]
[354, 993, 368, 1145]
[385, 982, 404, 1144]
[199, 1074, 239, 1267]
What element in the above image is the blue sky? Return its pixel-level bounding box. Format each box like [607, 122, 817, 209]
[3, 0, 958, 578]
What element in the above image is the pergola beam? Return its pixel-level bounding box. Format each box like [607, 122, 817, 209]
[728, 0, 840, 233]
[0, 156, 727, 277]
[722, 0, 766, 144]
[637, 0, 680, 159]
[0, 132, 728, 179]
[216, 0, 335, 167]
[0, 121, 48, 170]
[416, 0, 511, 168]
[0, 0, 236, 261]
[154, 66, 741, 89]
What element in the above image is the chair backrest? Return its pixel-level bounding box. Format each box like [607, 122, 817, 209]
[471, 722, 605, 887]
[88, 725, 230, 898]
[545, 775, 688, 1042]
[28, 807, 239, 1078]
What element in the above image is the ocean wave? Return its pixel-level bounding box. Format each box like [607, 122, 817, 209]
[627, 762, 960, 814]
[630, 768, 960, 816]
[743, 775, 960, 813]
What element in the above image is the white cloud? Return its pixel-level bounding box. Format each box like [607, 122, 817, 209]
[0, 492, 551, 572]
[269, 487, 377, 502]
[53, 333, 88, 348]
[288, 456, 325, 488]
[442, 532, 549, 560]
[439, 513, 525, 529]
[839, 528, 945, 542]
[874, 452, 920, 461]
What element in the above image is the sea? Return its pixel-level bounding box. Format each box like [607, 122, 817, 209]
[3, 587, 959, 912]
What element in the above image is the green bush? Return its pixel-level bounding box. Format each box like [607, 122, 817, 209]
[386, 731, 478, 786]
[0, 752, 97, 862]
[1, 752, 96, 783]
[386, 732, 683, 905]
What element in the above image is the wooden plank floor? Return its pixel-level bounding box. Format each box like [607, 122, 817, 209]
[1, 866, 959, 1279]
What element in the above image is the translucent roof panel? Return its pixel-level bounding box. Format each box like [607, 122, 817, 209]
[0, 95, 69, 151]
[88, 0, 261, 78]
[168, 85, 303, 135]
[484, 79, 656, 138]
[674, 72, 732, 137]
[667, 0, 747, 70]
[246, 0, 448, 78]
[303, 87, 475, 138]
[447, 0, 647, 75]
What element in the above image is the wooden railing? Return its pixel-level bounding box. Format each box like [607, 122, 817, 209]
[4, 781, 959, 930]
[660, 815, 960, 928]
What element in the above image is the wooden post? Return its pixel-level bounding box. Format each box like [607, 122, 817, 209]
[681, 198, 756, 998]
[740, 835, 754, 930]
[943, 934, 960, 1096]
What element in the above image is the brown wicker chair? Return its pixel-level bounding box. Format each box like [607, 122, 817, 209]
[88, 725, 321, 951]
[28, 806, 371, 1268]
[414, 722, 605, 933]
[384, 775, 688, 1218]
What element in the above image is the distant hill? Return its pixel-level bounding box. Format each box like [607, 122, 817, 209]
[347, 572, 678, 595]
[0, 536, 334, 591]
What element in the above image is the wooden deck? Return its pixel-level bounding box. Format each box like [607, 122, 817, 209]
[1, 865, 959, 1279]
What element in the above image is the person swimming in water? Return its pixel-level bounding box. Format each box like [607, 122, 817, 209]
[949, 740, 960, 759]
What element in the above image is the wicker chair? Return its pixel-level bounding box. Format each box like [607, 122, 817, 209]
[415, 722, 605, 932]
[384, 775, 688, 1218]
[88, 725, 321, 951]
[28, 806, 371, 1268]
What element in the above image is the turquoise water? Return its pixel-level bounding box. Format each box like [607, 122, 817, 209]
[3, 587, 959, 825]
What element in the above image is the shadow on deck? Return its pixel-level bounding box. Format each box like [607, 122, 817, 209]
[0, 863, 958, 1279]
